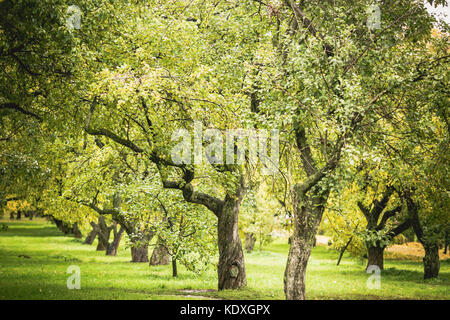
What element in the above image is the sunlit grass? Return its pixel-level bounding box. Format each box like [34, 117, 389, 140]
[0, 218, 448, 300]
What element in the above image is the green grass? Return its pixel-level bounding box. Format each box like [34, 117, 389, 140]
[0, 218, 449, 300]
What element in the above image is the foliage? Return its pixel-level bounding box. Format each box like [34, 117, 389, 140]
[240, 182, 283, 250]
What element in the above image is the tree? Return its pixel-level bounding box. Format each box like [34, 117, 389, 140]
[348, 163, 412, 270]
[67, 0, 267, 289]
[241, 0, 446, 299]
[366, 26, 449, 279]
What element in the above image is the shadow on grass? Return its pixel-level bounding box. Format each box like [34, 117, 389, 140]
[0, 226, 63, 237]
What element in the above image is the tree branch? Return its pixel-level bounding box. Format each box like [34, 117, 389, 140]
[376, 205, 402, 230]
[284, 0, 334, 57]
[372, 187, 395, 223]
[387, 219, 412, 238]
[161, 179, 223, 216]
[357, 201, 371, 220]
[0, 103, 42, 121]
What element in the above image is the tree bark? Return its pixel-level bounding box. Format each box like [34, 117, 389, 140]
[126, 228, 154, 262]
[284, 237, 312, 300]
[72, 222, 82, 239]
[444, 231, 449, 255]
[53, 218, 72, 234]
[284, 187, 328, 300]
[404, 191, 440, 279]
[217, 193, 247, 290]
[172, 257, 178, 277]
[10, 212, 14, 220]
[106, 225, 125, 256]
[150, 239, 171, 265]
[423, 243, 440, 279]
[366, 245, 385, 270]
[130, 244, 149, 262]
[104, 194, 125, 256]
[244, 232, 256, 253]
[96, 238, 107, 251]
[16, 210, 21, 220]
[53, 218, 63, 231]
[96, 216, 110, 251]
[83, 222, 97, 245]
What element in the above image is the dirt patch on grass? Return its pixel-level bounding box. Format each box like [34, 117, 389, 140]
[386, 242, 450, 261]
[176, 289, 221, 300]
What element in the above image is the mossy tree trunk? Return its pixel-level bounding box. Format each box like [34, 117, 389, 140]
[284, 186, 328, 300]
[217, 191, 247, 290]
[150, 238, 171, 265]
[130, 243, 149, 262]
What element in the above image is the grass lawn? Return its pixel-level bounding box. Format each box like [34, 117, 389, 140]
[0, 218, 448, 300]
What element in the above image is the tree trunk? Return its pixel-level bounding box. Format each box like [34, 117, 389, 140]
[444, 231, 449, 255]
[366, 244, 385, 270]
[126, 229, 154, 262]
[96, 238, 107, 251]
[53, 218, 68, 234]
[96, 216, 110, 251]
[83, 223, 97, 245]
[404, 192, 440, 279]
[10, 212, 14, 220]
[337, 235, 353, 266]
[284, 188, 328, 300]
[259, 230, 263, 251]
[53, 218, 73, 235]
[72, 222, 82, 239]
[130, 244, 149, 262]
[84, 230, 96, 245]
[244, 233, 256, 253]
[150, 239, 171, 265]
[53, 218, 62, 230]
[284, 237, 312, 300]
[106, 226, 125, 256]
[217, 194, 247, 290]
[16, 210, 21, 220]
[423, 243, 440, 279]
[172, 257, 178, 277]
